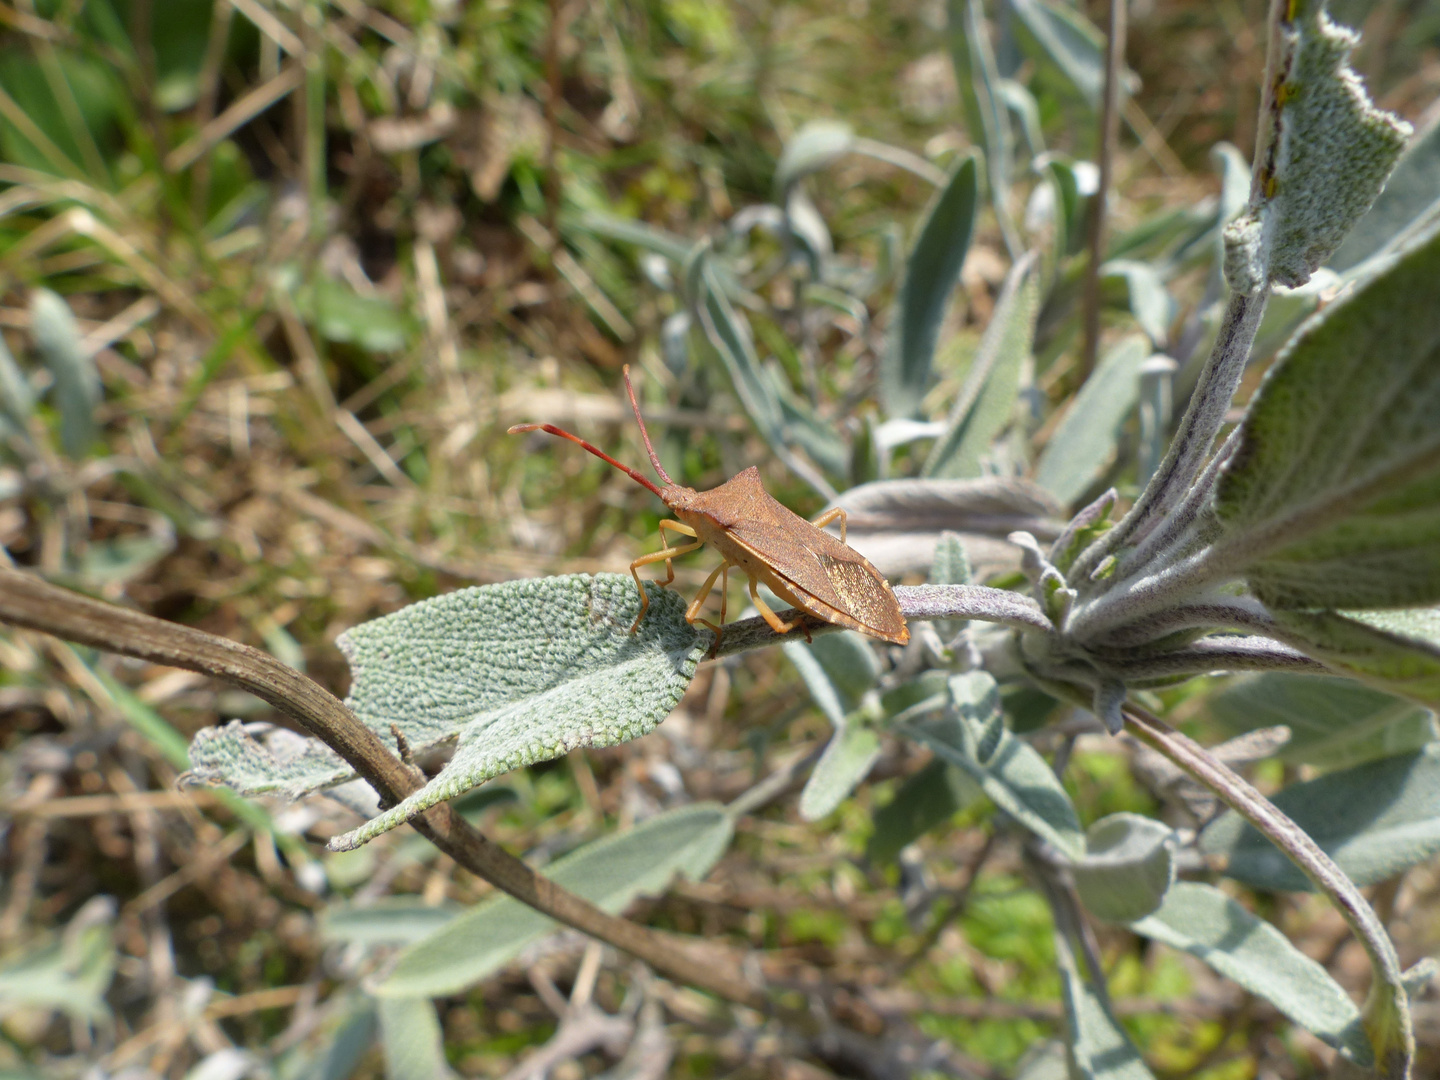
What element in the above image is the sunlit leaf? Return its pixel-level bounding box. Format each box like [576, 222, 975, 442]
[883, 155, 979, 419]
[1212, 223, 1440, 610]
[185, 575, 706, 850]
[1222, 3, 1410, 290]
[378, 804, 732, 997]
[901, 671, 1084, 858]
[378, 997, 456, 1080]
[923, 254, 1039, 478]
[1072, 813, 1175, 924]
[1199, 744, 1440, 890]
[1131, 882, 1370, 1064]
[1034, 336, 1149, 507]
[1207, 673, 1435, 770]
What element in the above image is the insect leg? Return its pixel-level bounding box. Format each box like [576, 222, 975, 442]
[689, 560, 732, 654]
[811, 506, 847, 543]
[748, 575, 805, 637]
[629, 540, 706, 632]
[686, 560, 729, 623]
[656, 520, 699, 584]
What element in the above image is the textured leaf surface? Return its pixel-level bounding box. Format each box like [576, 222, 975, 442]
[378, 804, 732, 997]
[883, 156, 978, 419]
[331, 575, 705, 849]
[924, 255, 1039, 478]
[1222, 2, 1410, 290]
[378, 998, 455, 1080]
[1208, 673, 1435, 770]
[1130, 882, 1369, 1063]
[186, 722, 351, 799]
[1330, 113, 1440, 272]
[903, 671, 1084, 858]
[1034, 336, 1150, 507]
[867, 758, 979, 863]
[1271, 608, 1440, 708]
[1212, 224, 1440, 609]
[1199, 744, 1440, 890]
[1072, 813, 1175, 924]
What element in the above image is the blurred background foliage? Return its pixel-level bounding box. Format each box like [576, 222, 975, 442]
[0, 0, 1438, 1077]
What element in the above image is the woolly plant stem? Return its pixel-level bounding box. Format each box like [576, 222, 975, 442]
[1123, 703, 1412, 1075]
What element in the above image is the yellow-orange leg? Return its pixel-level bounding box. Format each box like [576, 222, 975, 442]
[629, 539, 705, 632]
[812, 506, 847, 543]
[748, 575, 806, 637]
[687, 560, 732, 651]
[654, 520, 699, 584]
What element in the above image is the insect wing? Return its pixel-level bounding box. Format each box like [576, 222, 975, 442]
[724, 517, 909, 644]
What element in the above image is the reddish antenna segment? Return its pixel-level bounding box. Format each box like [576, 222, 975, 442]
[622, 365, 673, 487]
[506, 421, 666, 499]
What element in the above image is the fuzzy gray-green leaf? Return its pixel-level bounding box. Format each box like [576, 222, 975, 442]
[1223, 1, 1410, 290]
[30, 288, 99, 458]
[326, 575, 705, 849]
[1212, 223, 1440, 610]
[378, 998, 455, 1080]
[1199, 743, 1440, 891]
[1034, 336, 1149, 507]
[1056, 932, 1156, 1080]
[884, 155, 979, 419]
[1330, 112, 1440, 272]
[185, 721, 351, 799]
[799, 722, 881, 822]
[867, 758, 980, 863]
[320, 898, 465, 949]
[1007, 0, 1105, 109]
[775, 120, 855, 194]
[924, 253, 1039, 478]
[1208, 673, 1435, 770]
[378, 803, 732, 997]
[1130, 882, 1370, 1064]
[1270, 608, 1440, 709]
[902, 671, 1084, 858]
[1072, 813, 1176, 924]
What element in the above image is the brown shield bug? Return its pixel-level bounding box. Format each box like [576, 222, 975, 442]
[509, 367, 908, 648]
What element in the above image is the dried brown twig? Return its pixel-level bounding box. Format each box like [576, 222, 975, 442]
[0, 564, 766, 1010]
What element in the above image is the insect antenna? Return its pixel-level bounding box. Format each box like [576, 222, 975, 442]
[622, 365, 674, 487]
[507, 422, 666, 498]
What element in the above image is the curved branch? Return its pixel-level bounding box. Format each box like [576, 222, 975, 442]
[1123, 703, 1412, 1075]
[0, 566, 767, 1011]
